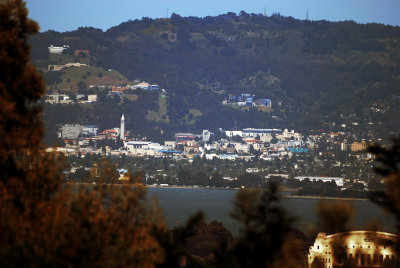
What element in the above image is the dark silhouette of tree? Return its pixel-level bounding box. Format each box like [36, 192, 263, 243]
[0, 1, 166, 266]
[210, 184, 304, 267]
[316, 201, 354, 234]
[369, 137, 400, 267]
[154, 211, 205, 268]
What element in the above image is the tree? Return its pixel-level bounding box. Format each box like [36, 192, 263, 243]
[210, 184, 303, 267]
[369, 137, 400, 266]
[90, 157, 120, 184]
[0, 2, 167, 266]
[316, 201, 354, 234]
[0, 0, 64, 263]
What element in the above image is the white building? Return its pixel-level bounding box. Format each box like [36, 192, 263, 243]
[165, 141, 177, 150]
[82, 125, 99, 136]
[44, 93, 72, 104]
[87, 94, 98, 102]
[308, 231, 398, 268]
[202, 130, 214, 142]
[61, 124, 82, 139]
[48, 45, 69, 54]
[224, 130, 243, 138]
[233, 142, 249, 153]
[294, 176, 344, 187]
[125, 141, 167, 156]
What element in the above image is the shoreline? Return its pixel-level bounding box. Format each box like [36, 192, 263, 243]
[146, 185, 369, 201]
[70, 183, 369, 201]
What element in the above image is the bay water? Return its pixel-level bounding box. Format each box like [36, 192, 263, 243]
[148, 187, 395, 236]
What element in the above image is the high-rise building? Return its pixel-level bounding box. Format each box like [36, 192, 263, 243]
[120, 114, 125, 140]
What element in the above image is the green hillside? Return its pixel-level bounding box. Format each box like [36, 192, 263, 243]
[43, 66, 130, 90]
[30, 12, 400, 141]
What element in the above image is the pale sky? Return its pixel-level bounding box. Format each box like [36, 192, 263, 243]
[26, 0, 400, 32]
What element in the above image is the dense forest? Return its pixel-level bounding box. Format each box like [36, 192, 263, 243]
[29, 12, 400, 141]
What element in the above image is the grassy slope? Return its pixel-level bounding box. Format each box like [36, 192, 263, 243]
[45, 66, 130, 90]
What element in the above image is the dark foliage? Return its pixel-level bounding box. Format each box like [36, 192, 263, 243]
[29, 13, 400, 141]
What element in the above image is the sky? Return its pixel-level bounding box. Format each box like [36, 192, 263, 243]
[26, 0, 400, 32]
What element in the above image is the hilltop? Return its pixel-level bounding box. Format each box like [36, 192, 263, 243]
[29, 12, 400, 141]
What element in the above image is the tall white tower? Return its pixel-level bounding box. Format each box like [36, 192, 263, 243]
[120, 114, 125, 140]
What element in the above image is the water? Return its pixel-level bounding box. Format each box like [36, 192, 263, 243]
[147, 187, 395, 236]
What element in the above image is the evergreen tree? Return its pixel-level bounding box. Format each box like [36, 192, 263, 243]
[0, 1, 166, 266]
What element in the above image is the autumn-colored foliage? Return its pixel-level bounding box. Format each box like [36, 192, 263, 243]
[6, 1, 400, 267]
[0, 1, 166, 266]
[316, 201, 354, 234]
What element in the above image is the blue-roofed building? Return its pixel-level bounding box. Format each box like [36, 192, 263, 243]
[288, 147, 309, 153]
[246, 96, 253, 106]
[255, 98, 272, 107]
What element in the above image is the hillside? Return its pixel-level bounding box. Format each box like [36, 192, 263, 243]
[43, 65, 130, 91]
[30, 12, 400, 141]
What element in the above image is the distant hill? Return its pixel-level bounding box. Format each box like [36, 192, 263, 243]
[42, 65, 130, 91]
[30, 12, 400, 141]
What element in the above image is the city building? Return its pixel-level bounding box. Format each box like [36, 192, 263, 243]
[149, 84, 160, 90]
[294, 176, 344, 187]
[74, 50, 90, 57]
[87, 94, 98, 102]
[48, 45, 69, 54]
[352, 141, 367, 152]
[175, 133, 198, 142]
[125, 141, 167, 156]
[44, 93, 72, 104]
[202, 130, 214, 142]
[99, 128, 120, 139]
[82, 125, 99, 137]
[308, 231, 398, 268]
[134, 81, 157, 90]
[255, 98, 272, 107]
[224, 130, 243, 138]
[61, 124, 82, 139]
[165, 141, 177, 150]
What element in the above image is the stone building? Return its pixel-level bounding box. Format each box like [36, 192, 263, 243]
[308, 231, 398, 268]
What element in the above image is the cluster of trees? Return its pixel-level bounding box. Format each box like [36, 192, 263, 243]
[65, 151, 380, 199]
[1, 3, 307, 266]
[29, 10, 400, 142]
[3, 1, 400, 267]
